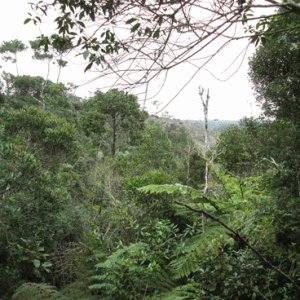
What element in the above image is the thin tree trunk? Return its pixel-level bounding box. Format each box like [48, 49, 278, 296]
[186, 157, 190, 186]
[57, 65, 61, 83]
[15, 53, 19, 76]
[40, 79, 46, 109]
[112, 115, 117, 157]
[57, 54, 62, 83]
[46, 60, 51, 80]
[199, 86, 210, 233]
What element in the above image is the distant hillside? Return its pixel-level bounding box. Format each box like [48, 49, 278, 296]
[182, 119, 239, 129]
[147, 116, 239, 148]
[182, 119, 239, 134]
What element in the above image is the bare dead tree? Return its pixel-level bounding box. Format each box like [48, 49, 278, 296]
[198, 86, 210, 195]
[198, 85, 210, 232]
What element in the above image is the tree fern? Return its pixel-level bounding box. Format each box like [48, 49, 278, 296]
[169, 226, 229, 279]
[158, 282, 208, 300]
[90, 242, 175, 299]
[138, 172, 261, 214]
[138, 184, 222, 213]
[138, 179, 300, 294]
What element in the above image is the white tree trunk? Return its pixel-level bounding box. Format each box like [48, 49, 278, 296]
[198, 86, 210, 233]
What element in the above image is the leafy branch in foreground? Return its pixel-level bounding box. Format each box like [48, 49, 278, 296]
[138, 183, 300, 294]
[174, 200, 300, 293]
[27, 0, 300, 96]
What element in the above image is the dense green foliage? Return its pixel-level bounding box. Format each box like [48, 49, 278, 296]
[216, 117, 297, 176]
[78, 89, 148, 156]
[248, 13, 300, 124]
[1, 9, 300, 299]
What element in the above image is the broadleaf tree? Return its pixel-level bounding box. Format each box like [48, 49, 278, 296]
[1, 73, 79, 120]
[79, 89, 148, 157]
[248, 12, 300, 126]
[0, 40, 28, 76]
[30, 40, 54, 80]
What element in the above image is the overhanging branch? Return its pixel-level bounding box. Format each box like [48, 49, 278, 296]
[174, 200, 300, 293]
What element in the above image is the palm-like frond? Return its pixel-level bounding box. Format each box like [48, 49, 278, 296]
[138, 184, 222, 213]
[91, 242, 175, 296]
[158, 282, 209, 300]
[170, 226, 229, 279]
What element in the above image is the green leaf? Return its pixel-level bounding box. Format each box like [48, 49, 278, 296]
[42, 262, 53, 268]
[131, 23, 141, 32]
[153, 29, 160, 38]
[84, 61, 94, 72]
[90, 10, 95, 22]
[33, 259, 40, 268]
[24, 18, 31, 24]
[79, 11, 85, 20]
[20, 256, 29, 261]
[158, 16, 163, 26]
[92, 45, 100, 51]
[250, 35, 258, 44]
[126, 18, 137, 24]
[83, 50, 89, 59]
[145, 27, 152, 36]
[77, 21, 85, 28]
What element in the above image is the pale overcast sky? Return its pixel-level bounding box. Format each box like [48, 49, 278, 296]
[0, 0, 263, 120]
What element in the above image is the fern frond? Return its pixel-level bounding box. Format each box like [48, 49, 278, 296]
[95, 242, 149, 269]
[151, 270, 176, 292]
[92, 241, 175, 295]
[170, 226, 229, 279]
[138, 184, 222, 213]
[90, 274, 108, 281]
[158, 294, 189, 300]
[159, 282, 206, 300]
[89, 283, 116, 290]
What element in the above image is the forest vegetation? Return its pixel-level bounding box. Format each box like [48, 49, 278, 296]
[1, 1, 300, 300]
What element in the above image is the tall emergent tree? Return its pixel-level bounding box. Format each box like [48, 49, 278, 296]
[50, 34, 73, 83]
[0, 40, 28, 76]
[30, 40, 54, 80]
[79, 89, 148, 157]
